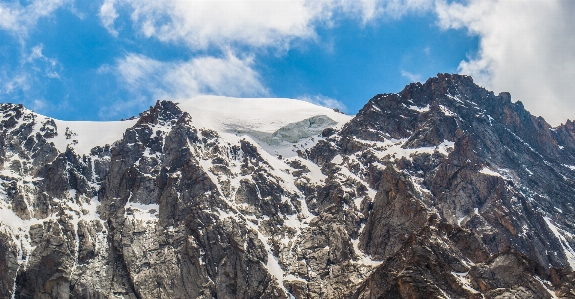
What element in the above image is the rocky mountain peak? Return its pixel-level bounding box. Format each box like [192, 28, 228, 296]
[136, 100, 187, 126]
[307, 74, 575, 297]
[0, 103, 26, 129]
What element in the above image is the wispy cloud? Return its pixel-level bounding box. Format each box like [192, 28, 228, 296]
[0, 1, 67, 116]
[401, 70, 423, 83]
[2, 74, 29, 94]
[99, 51, 268, 118]
[0, 44, 62, 115]
[27, 44, 61, 78]
[31, 98, 48, 111]
[99, 0, 118, 37]
[0, 0, 68, 37]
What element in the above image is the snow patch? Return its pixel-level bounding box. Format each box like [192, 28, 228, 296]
[244, 219, 290, 296]
[479, 167, 503, 177]
[439, 105, 455, 117]
[534, 275, 559, 299]
[286, 157, 326, 185]
[125, 202, 159, 221]
[366, 138, 455, 161]
[350, 224, 382, 267]
[351, 238, 383, 267]
[32, 114, 137, 156]
[452, 272, 480, 294]
[544, 217, 575, 270]
[331, 154, 343, 165]
[408, 104, 430, 113]
[446, 93, 464, 104]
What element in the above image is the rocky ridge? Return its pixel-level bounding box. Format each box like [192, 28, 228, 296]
[0, 74, 574, 298]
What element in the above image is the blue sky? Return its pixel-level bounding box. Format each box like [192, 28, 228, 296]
[0, 0, 574, 125]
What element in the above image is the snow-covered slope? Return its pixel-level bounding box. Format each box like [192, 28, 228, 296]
[177, 96, 350, 134]
[178, 96, 352, 157]
[46, 118, 137, 155]
[33, 96, 351, 157]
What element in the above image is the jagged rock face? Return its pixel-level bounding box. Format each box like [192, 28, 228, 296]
[310, 73, 575, 298]
[1, 74, 575, 298]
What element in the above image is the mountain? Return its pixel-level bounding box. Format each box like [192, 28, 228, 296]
[1, 74, 575, 298]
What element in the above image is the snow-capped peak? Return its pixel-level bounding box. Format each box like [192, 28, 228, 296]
[176, 95, 351, 134]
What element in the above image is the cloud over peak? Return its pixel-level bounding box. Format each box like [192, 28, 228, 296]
[436, 0, 575, 125]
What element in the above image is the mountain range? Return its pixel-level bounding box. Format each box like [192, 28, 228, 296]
[1, 73, 575, 298]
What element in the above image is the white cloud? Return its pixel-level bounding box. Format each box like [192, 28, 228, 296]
[0, 0, 67, 36]
[103, 0, 432, 49]
[0, 2, 65, 115]
[436, 0, 575, 125]
[99, 0, 118, 37]
[298, 94, 347, 113]
[118, 0, 317, 49]
[0, 5, 18, 31]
